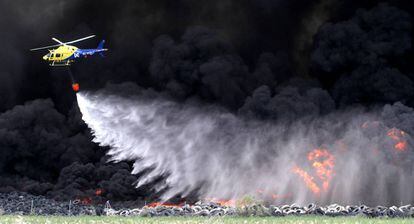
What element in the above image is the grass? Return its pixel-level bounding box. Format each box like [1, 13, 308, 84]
[0, 216, 413, 224]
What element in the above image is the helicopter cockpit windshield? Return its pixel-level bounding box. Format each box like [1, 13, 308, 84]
[43, 53, 52, 60]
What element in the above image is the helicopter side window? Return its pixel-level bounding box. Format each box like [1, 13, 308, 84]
[55, 53, 61, 58]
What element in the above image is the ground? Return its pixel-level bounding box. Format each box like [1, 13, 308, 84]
[0, 216, 413, 224]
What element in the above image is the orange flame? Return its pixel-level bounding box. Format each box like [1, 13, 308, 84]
[293, 148, 335, 195]
[80, 197, 92, 205]
[147, 202, 183, 207]
[215, 200, 236, 206]
[361, 121, 381, 129]
[204, 198, 236, 206]
[387, 128, 407, 152]
[271, 193, 292, 200]
[308, 149, 335, 191]
[95, 188, 103, 196]
[395, 141, 407, 151]
[361, 121, 370, 129]
[292, 165, 321, 194]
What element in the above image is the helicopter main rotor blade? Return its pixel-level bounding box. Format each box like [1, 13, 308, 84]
[64, 35, 96, 45]
[52, 37, 65, 45]
[30, 43, 63, 51]
[30, 35, 96, 51]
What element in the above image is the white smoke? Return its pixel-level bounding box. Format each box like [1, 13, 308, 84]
[76, 84, 414, 205]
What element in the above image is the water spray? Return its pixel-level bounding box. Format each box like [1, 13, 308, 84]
[76, 84, 414, 205]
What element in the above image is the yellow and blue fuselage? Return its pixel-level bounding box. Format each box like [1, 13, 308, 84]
[43, 40, 107, 66]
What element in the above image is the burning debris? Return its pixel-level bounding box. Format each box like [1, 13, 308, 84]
[1, 192, 413, 218]
[292, 148, 335, 195]
[95, 188, 103, 196]
[387, 128, 408, 152]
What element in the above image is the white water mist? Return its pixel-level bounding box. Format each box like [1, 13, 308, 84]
[76, 85, 414, 205]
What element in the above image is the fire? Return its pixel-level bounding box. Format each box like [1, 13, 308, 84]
[80, 197, 92, 205]
[292, 148, 335, 195]
[271, 193, 292, 200]
[308, 149, 335, 191]
[387, 128, 407, 152]
[214, 199, 236, 206]
[395, 141, 407, 151]
[361, 121, 381, 129]
[147, 202, 183, 207]
[205, 198, 236, 206]
[95, 188, 103, 196]
[361, 121, 370, 129]
[292, 166, 321, 194]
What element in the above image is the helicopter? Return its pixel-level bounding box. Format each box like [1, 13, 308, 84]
[30, 35, 108, 66]
[30, 35, 108, 92]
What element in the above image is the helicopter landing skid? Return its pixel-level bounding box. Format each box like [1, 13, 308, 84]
[50, 60, 72, 67]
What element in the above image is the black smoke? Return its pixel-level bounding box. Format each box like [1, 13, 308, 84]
[311, 3, 413, 107]
[0, 0, 414, 204]
[0, 99, 150, 203]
